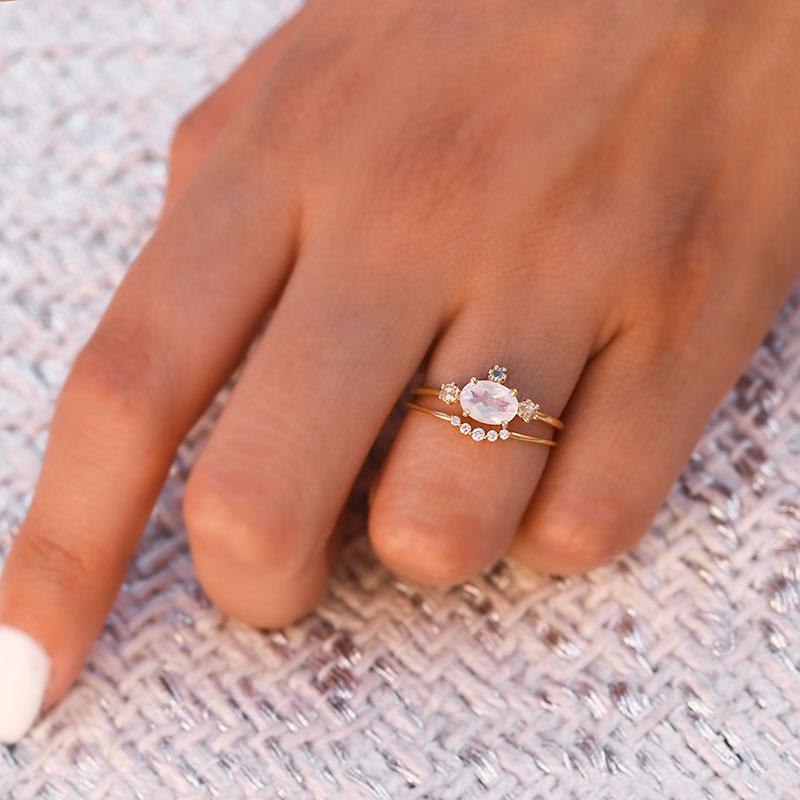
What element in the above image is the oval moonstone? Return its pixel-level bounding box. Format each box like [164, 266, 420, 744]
[459, 380, 518, 425]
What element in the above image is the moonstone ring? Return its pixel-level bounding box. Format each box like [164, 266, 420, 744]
[404, 364, 563, 446]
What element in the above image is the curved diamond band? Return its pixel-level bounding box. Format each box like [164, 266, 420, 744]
[404, 364, 562, 446]
[403, 402, 557, 446]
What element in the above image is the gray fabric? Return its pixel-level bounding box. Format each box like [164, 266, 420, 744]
[1, 2, 799, 797]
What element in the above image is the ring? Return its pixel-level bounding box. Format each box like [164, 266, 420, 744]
[404, 364, 562, 446]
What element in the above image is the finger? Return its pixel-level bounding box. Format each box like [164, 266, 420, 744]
[183, 235, 444, 627]
[368, 295, 594, 587]
[165, 16, 301, 210]
[508, 291, 787, 575]
[0, 132, 298, 740]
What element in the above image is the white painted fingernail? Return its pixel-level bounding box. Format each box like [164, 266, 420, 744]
[0, 625, 51, 744]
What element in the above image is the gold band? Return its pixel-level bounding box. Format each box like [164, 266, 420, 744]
[410, 386, 564, 430]
[404, 401, 557, 446]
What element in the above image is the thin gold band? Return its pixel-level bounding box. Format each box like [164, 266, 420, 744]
[404, 401, 557, 447]
[409, 386, 564, 430]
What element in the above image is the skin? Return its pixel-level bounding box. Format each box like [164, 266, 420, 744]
[1, 0, 800, 713]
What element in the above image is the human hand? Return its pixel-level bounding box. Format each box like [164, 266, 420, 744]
[2, 0, 799, 743]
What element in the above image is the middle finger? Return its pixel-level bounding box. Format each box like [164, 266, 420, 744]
[183, 230, 446, 626]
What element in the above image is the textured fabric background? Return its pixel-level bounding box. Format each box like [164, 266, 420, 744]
[2, 2, 800, 798]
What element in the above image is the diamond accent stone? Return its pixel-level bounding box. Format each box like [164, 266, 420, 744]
[450, 415, 461, 426]
[471, 427, 486, 441]
[488, 365, 508, 383]
[499, 428, 510, 440]
[517, 398, 540, 423]
[459, 380, 519, 425]
[486, 429, 499, 442]
[439, 382, 460, 404]
[459, 422, 472, 435]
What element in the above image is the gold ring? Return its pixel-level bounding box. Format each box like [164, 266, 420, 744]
[405, 364, 562, 446]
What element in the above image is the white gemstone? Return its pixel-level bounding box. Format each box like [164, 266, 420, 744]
[499, 429, 510, 440]
[459, 422, 472, 435]
[459, 380, 519, 425]
[450, 415, 461, 426]
[486, 429, 499, 442]
[471, 428, 486, 441]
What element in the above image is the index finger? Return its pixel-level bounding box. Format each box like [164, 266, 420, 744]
[0, 132, 297, 743]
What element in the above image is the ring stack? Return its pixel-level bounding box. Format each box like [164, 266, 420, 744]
[405, 364, 563, 447]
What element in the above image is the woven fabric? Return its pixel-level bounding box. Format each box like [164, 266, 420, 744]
[2, 2, 800, 798]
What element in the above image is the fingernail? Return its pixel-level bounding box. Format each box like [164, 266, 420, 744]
[0, 624, 51, 744]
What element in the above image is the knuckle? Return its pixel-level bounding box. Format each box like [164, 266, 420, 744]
[370, 104, 504, 220]
[232, 65, 339, 163]
[251, 37, 357, 156]
[248, 77, 351, 163]
[18, 516, 100, 591]
[630, 184, 725, 337]
[183, 468, 310, 577]
[170, 102, 217, 161]
[528, 500, 640, 575]
[61, 319, 170, 437]
[370, 508, 491, 587]
[244, 88, 304, 158]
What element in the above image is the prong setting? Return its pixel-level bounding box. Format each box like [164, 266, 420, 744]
[415, 365, 559, 443]
[438, 381, 460, 404]
[488, 365, 508, 383]
[517, 398, 540, 423]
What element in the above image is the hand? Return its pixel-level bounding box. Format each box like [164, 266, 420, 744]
[2, 0, 799, 743]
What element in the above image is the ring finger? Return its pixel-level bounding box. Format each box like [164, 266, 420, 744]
[368, 290, 597, 586]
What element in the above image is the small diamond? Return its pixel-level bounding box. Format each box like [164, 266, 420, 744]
[488, 365, 508, 383]
[459, 422, 472, 435]
[517, 399, 540, 423]
[439, 382, 460, 404]
[499, 429, 510, 440]
[486, 429, 499, 442]
[471, 428, 486, 441]
[450, 415, 461, 426]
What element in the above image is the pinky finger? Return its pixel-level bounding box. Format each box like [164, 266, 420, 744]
[508, 311, 781, 576]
